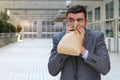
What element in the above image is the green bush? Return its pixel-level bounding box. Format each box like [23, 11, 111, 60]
[0, 19, 9, 33]
[0, 11, 9, 20]
[0, 11, 17, 33]
[8, 23, 17, 33]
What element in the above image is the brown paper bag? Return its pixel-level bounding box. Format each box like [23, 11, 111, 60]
[57, 30, 82, 56]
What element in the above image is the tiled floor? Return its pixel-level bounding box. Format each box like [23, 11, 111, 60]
[0, 39, 59, 80]
[0, 39, 119, 80]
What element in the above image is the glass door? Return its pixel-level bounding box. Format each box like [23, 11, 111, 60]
[118, 19, 120, 52]
[22, 20, 37, 39]
[105, 20, 115, 51]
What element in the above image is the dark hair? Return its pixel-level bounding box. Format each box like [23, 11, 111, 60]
[66, 5, 87, 19]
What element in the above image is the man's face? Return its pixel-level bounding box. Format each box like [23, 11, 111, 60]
[66, 12, 88, 29]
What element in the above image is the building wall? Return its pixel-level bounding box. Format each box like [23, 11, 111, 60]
[37, 20, 42, 38]
[0, 1, 65, 39]
[86, 0, 120, 52]
[0, 1, 66, 9]
[1, 0, 120, 52]
[70, 0, 120, 52]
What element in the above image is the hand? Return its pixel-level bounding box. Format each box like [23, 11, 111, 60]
[81, 47, 86, 56]
[66, 25, 76, 34]
[76, 25, 85, 46]
[76, 25, 86, 55]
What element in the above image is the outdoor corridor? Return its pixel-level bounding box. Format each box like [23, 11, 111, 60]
[0, 39, 119, 80]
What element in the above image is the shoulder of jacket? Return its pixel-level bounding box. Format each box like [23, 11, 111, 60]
[88, 29, 104, 40]
[90, 30, 103, 36]
[53, 30, 66, 41]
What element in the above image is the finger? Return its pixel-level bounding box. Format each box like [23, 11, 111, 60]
[77, 27, 85, 34]
[76, 27, 82, 34]
[68, 27, 75, 31]
[80, 27, 85, 32]
[66, 26, 75, 33]
[80, 27, 85, 34]
[68, 25, 76, 30]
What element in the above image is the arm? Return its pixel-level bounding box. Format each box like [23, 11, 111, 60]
[84, 33, 110, 75]
[48, 35, 69, 76]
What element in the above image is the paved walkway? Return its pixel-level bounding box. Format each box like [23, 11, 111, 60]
[0, 39, 119, 80]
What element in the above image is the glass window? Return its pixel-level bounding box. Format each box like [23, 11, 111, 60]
[118, 19, 120, 37]
[42, 21, 46, 26]
[88, 11, 92, 23]
[87, 24, 93, 30]
[95, 7, 100, 21]
[42, 21, 63, 38]
[118, 19, 120, 32]
[106, 3, 109, 19]
[106, 1, 114, 19]
[105, 20, 115, 37]
[47, 21, 50, 25]
[119, 0, 120, 17]
[94, 23, 101, 31]
[42, 21, 54, 27]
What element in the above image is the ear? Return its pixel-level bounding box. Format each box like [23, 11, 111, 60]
[65, 19, 68, 23]
[65, 19, 69, 26]
[85, 19, 88, 25]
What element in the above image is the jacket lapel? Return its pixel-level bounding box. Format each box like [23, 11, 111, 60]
[84, 29, 90, 50]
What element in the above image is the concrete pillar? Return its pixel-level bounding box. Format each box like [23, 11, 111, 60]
[37, 20, 42, 38]
[114, 0, 119, 52]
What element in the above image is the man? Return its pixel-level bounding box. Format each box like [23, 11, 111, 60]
[48, 5, 110, 80]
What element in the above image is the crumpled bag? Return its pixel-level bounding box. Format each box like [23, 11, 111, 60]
[57, 22, 82, 56]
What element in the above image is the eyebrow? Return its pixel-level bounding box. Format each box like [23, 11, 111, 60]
[68, 18, 74, 19]
[68, 17, 83, 20]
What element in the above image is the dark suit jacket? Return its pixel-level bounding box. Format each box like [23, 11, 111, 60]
[48, 29, 110, 80]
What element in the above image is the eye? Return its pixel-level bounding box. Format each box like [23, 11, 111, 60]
[77, 19, 83, 22]
[68, 18, 74, 23]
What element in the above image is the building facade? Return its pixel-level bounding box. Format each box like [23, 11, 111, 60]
[0, 0, 120, 52]
[86, 0, 120, 52]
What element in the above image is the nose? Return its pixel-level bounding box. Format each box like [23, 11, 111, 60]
[74, 21, 78, 28]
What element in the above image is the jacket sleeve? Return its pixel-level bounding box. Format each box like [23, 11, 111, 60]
[84, 32, 110, 75]
[48, 35, 69, 76]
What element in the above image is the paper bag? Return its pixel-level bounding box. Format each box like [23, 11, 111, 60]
[57, 30, 82, 56]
